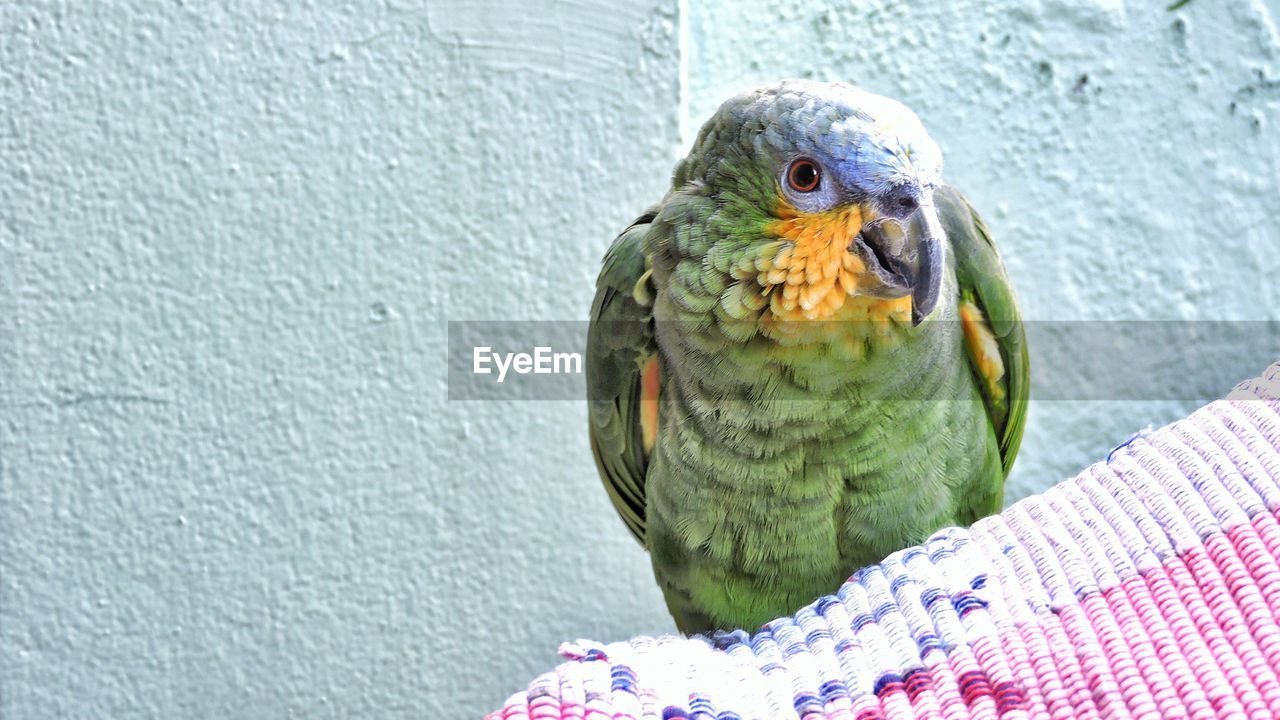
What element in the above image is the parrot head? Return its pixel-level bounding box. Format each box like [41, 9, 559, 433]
[674, 80, 946, 325]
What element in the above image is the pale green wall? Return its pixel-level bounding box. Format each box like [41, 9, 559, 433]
[2, 1, 1278, 718]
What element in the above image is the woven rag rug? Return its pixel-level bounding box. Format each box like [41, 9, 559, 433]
[488, 362, 1280, 720]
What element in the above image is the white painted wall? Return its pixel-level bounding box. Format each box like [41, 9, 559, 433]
[3, 1, 1278, 717]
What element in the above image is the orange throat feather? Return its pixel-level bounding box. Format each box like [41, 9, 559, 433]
[744, 200, 913, 326]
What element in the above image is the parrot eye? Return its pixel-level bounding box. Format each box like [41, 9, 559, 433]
[786, 159, 821, 193]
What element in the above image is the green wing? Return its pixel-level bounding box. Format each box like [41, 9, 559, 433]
[937, 185, 1030, 478]
[586, 210, 659, 544]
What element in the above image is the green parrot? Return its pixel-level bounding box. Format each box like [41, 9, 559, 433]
[586, 80, 1028, 634]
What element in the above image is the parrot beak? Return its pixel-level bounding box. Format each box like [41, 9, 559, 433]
[849, 190, 946, 326]
[908, 200, 945, 326]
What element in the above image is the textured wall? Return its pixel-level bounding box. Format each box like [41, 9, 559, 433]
[2, 1, 1278, 718]
[2, 1, 679, 717]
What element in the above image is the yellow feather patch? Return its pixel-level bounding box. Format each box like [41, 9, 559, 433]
[959, 300, 1006, 402]
[758, 199, 911, 328]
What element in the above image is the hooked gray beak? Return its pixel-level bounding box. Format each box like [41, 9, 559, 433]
[849, 192, 945, 326]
